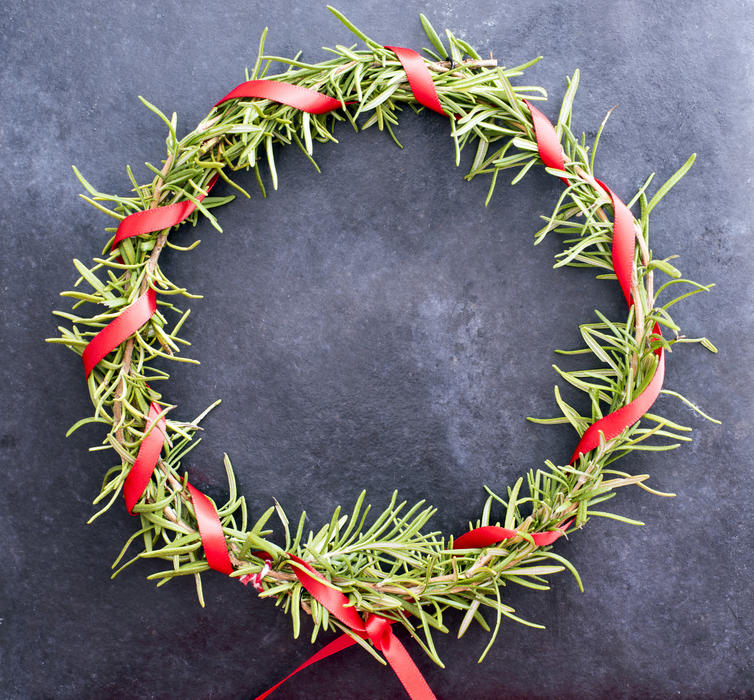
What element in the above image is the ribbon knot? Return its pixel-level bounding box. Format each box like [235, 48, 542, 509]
[364, 614, 392, 649]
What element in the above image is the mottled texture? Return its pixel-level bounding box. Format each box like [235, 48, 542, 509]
[1, 1, 752, 698]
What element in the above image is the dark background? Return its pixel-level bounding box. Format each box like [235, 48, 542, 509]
[2, 1, 752, 698]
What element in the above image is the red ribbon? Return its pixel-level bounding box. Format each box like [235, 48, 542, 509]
[570, 324, 665, 463]
[77, 52, 670, 700]
[111, 175, 218, 251]
[80, 78, 349, 588]
[214, 79, 345, 113]
[595, 178, 635, 306]
[81, 288, 157, 378]
[523, 99, 566, 172]
[253, 517, 573, 698]
[565, 176, 665, 462]
[456, 103, 666, 543]
[385, 46, 448, 117]
[186, 482, 235, 576]
[84, 80, 348, 381]
[453, 521, 573, 550]
[123, 402, 166, 514]
[281, 555, 437, 700]
[254, 633, 362, 700]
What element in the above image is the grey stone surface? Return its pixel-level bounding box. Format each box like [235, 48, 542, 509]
[1, 1, 752, 698]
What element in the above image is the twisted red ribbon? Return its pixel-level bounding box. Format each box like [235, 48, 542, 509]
[81, 289, 157, 378]
[283, 555, 437, 700]
[186, 482, 235, 576]
[596, 178, 636, 306]
[453, 520, 574, 550]
[214, 80, 345, 113]
[78, 51, 667, 700]
[454, 102, 664, 549]
[386, 46, 447, 117]
[254, 633, 362, 700]
[111, 175, 218, 251]
[81, 81, 348, 580]
[570, 323, 665, 463]
[123, 402, 166, 514]
[523, 99, 566, 172]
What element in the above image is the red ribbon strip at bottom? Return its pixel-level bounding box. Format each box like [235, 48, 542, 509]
[254, 632, 361, 700]
[267, 555, 437, 700]
[253, 517, 572, 699]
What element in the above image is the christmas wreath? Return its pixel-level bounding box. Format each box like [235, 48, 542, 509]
[49, 8, 717, 698]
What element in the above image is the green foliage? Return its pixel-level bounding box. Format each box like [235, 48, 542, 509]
[48, 8, 716, 666]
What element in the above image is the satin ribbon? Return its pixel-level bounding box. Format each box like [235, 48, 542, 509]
[595, 178, 635, 306]
[386, 46, 448, 117]
[111, 175, 218, 251]
[81, 288, 156, 378]
[214, 79, 345, 113]
[186, 482, 235, 575]
[254, 632, 363, 700]
[564, 176, 665, 461]
[455, 102, 666, 540]
[523, 99, 566, 173]
[570, 323, 665, 462]
[453, 521, 573, 550]
[77, 51, 669, 700]
[83, 79, 348, 382]
[123, 401, 166, 514]
[280, 555, 437, 700]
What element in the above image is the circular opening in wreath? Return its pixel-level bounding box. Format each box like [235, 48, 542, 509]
[161, 124, 601, 528]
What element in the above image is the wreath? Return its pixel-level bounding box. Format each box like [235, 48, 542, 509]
[49, 8, 717, 698]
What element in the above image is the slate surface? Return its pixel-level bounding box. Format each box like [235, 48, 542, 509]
[1, 1, 752, 698]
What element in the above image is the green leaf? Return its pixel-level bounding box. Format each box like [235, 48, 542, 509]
[646, 153, 696, 214]
[420, 14, 448, 58]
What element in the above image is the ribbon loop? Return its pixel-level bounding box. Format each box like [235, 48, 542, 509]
[365, 614, 392, 648]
